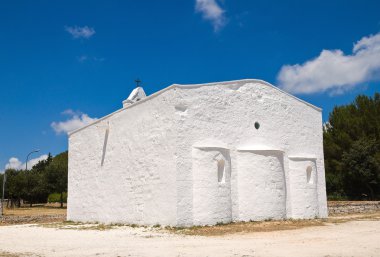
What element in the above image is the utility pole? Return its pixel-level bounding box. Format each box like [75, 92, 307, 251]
[26, 149, 40, 171]
[25, 149, 40, 207]
[1, 171, 5, 216]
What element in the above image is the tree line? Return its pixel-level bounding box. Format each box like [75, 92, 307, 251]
[324, 93, 380, 200]
[0, 151, 68, 208]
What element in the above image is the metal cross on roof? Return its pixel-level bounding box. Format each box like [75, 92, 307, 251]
[135, 79, 141, 87]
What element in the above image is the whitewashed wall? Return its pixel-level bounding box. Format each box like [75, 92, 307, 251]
[173, 80, 327, 225]
[236, 150, 286, 221]
[68, 79, 327, 227]
[288, 157, 319, 218]
[68, 89, 178, 225]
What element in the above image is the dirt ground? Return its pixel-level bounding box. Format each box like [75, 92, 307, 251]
[3, 206, 66, 217]
[0, 206, 66, 226]
[0, 211, 380, 257]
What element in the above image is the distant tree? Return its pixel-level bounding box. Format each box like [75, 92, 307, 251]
[33, 153, 53, 172]
[45, 151, 68, 207]
[1, 152, 68, 208]
[324, 92, 380, 200]
[4, 169, 27, 207]
[341, 138, 380, 200]
[28, 153, 53, 205]
[0, 173, 4, 198]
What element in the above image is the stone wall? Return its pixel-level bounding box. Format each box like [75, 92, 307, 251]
[328, 201, 380, 215]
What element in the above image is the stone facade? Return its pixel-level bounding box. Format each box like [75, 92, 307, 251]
[67, 79, 328, 226]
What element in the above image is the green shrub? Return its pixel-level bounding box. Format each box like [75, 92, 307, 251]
[48, 192, 67, 203]
[327, 192, 348, 201]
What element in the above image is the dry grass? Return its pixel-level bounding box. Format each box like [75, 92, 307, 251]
[0, 252, 20, 257]
[167, 219, 327, 236]
[0, 206, 66, 226]
[3, 206, 66, 216]
[2, 206, 380, 236]
[0, 252, 41, 257]
[327, 211, 380, 224]
[167, 211, 380, 236]
[39, 221, 115, 231]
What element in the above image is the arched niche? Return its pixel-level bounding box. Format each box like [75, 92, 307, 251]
[192, 143, 232, 226]
[236, 147, 286, 221]
[288, 156, 318, 219]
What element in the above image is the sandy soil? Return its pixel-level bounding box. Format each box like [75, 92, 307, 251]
[0, 217, 379, 257]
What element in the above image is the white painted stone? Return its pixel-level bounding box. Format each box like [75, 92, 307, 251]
[67, 79, 328, 226]
[192, 147, 232, 225]
[122, 87, 146, 107]
[237, 150, 286, 221]
[288, 157, 319, 218]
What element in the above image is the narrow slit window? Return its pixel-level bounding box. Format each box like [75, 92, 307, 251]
[306, 166, 313, 184]
[101, 126, 109, 166]
[217, 159, 225, 183]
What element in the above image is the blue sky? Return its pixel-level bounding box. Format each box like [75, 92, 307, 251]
[1, 0, 380, 170]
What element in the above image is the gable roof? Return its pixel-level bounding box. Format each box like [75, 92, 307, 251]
[68, 79, 321, 136]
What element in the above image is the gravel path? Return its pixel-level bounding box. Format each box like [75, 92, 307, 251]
[0, 220, 379, 257]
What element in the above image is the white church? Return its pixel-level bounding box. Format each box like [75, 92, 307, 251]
[67, 79, 328, 226]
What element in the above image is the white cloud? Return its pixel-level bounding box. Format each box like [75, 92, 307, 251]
[51, 109, 98, 135]
[77, 55, 88, 62]
[3, 154, 48, 171]
[93, 56, 105, 62]
[62, 109, 76, 115]
[195, 0, 226, 32]
[77, 55, 105, 63]
[277, 32, 380, 95]
[4, 157, 22, 170]
[65, 25, 95, 39]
